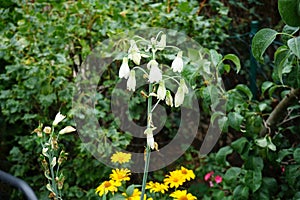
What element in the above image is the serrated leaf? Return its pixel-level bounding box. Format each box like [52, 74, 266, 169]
[223, 54, 241, 73]
[252, 28, 278, 63]
[288, 36, 300, 59]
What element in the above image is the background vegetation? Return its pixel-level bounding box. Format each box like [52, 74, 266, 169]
[0, 0, 299, 199]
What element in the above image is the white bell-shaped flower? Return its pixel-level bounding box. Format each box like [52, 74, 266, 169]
[157, 34, 166, 50]
[180, 78, 189, 94]
[175, 86, 185, 107]
[53, 112, 66, 126]
[157, 80, 166, 100]
[128, 40, 141, 65]
[148, 60, 162, 83]
[165, 90, 173, 107]
[119, 57, 130, 79]
[127, 70, 136, 91]
[144, 127, 156, 150]
[171, 51, 183, 73]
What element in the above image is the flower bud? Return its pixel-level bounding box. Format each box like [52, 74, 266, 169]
[165, 90, 173, 107]
[43, 126, 52, 134]
[59, 126, 76, 134]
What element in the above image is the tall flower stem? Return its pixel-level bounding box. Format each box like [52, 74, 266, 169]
[140, 83, 153, 200]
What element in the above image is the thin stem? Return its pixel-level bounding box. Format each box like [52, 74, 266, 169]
[140, 83, 153, 200]
[133, 66, 149, 76]
[162, 75, 180, 85]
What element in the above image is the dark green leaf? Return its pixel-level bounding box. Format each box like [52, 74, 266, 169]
[293, 148, 300, 163]
[235, 84, 253, 100]
[228, 112, 244, 131]
[224, 167, 241, 183]
[233, 185, 249, 199]
[216, 146, 233, 166]
[252, 28, 278, 63]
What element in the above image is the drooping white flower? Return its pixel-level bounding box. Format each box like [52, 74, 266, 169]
[59, 126, 76, 134]
[180, 78, 189, 94]
[128, 40, 141, 65]
[144, 127, 156, 150]
[127, 70, 136, 91]
[165, 90, 173, 107]
[175, 86, 185, 107]
[148, 60, 162, 83]
[171, 51, 183, 73]
[157, 80, 166, 100]
[119, 57, 130, 79]
[157, 34, 166, 50]
[53, 112, 66, 126]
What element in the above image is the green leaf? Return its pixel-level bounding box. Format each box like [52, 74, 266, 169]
[223, 54, 241, 73]
[231, 137, 249, 155]
[252, 28, 278, 63]
[293, 148, 300, 163]
[276, 149, 293, 162]
[274, 45, 290, 84]
[245, 170, 262, 192]
[224, 167, 241, 183]
[210, 49, 222, 67]
[110, 194, 125, 200]
[216, 146, 233, 166]
[125, 184, 136, 197]
[255, 137, 268, 148]
[235, 84, 253, 100]
[261, 81, 274, 95]
[244, 157, 264, 171]
[233, 185, 249, 199]
[228, 112, 244, 131]
[266, 136, 276, 151]
[287, 36, 300, 59]
[278, 0, 300, 27]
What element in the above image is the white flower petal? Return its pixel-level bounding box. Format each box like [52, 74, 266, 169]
[53, 112, 66, 126]
[157, 80, 166, 100]
[171, 51, 183, 73]
[175, 86, 185, 107]
[127, 70, 136, 91]
[148, 60, 162, 83]
[119, 57, 130, 79]
[165, 90, 173, 107]
[59, 126, 76, 134]
[147, 134, 155, 150]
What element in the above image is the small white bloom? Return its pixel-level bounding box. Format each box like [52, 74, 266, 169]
[157, 34, 166, 50]
[148, 60, 162, 83]
[59, 126, 76, 134]
[147, 134, 155, 150]
[42, 147, 49, 157]
[157, 80, 166, 100]
[43, 126, 51, 134]
[180, 79, 189, 94]
[127, 70, 136, 91]
[53, 112, 66, 126]
[128, 40, 141, 65]
[175, 86, 185, 107]
[119, 57, 130, 79]
[165, 90, 173, 107]
[171, 51, 183, 73]
[51, 157, 57, 167]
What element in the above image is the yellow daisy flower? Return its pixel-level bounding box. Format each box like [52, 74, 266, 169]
[122, 188, 146, 200]
[95, 180, 121, 197]
[110, 168, 131, 182]
[164, 170, 185, 188]
[146, 181, 168, 194]
[179, 166, 195, 181]
[170, 190, 197, 200]
[111, 151, 131, 164]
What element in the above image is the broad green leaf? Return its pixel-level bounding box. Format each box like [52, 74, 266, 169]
[224, 167, 241, 183]
[244, 156, 264, 171]
[231, 137, 248, 154]
[110, 194, 125, 200]
[276, 149, 293, 162]
[278, 0, 300, 27]
[126, 184, 136, 196]
[211, 111, 225, 124]
[266, 136, 276, 151]
[210, 49, 222, 67]
[288, 36, 300, 59]
[274, 45, 290, 84]
[261, 81, 274, 95]
[223, 54, 241, 73]
[233, 185, 249, 199]
[293, 148, 300, 163]
[245, 170, 262, 192]
[252, 28, 278, 63]
[216, 146, 233, 165]
[228, 112, 244, 131]
[255, 137, 268, 148]
[235, 84, 253, 100]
